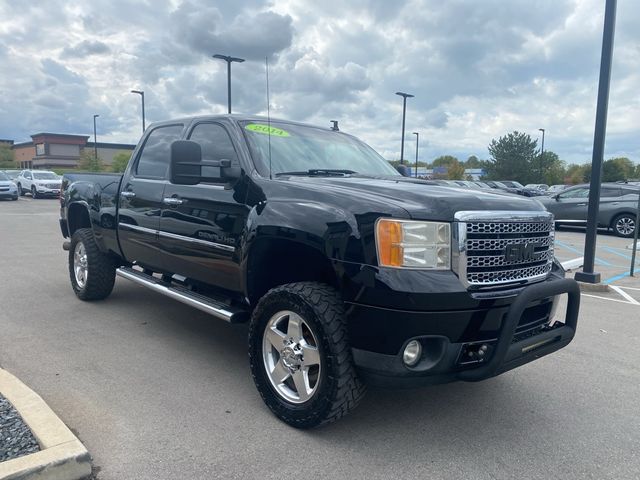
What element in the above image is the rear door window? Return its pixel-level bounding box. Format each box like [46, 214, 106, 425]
[135, 124, 184, 179]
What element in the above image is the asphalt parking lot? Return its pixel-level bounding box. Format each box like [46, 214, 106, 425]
[1, 197, 639, 480]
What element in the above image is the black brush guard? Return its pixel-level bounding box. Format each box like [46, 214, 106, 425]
[458, 278, 581, 381]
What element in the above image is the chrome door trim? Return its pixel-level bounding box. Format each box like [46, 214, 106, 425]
[118, 223, 157, 235]
[157, 229, 235, 252]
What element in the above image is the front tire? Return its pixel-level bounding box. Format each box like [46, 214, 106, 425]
[69, 228, 116, 300]
[612, 213, 636, 238]
[17, 183, 24, 196]
[31, 186, 38, 199]
[248, 282, 365, 429]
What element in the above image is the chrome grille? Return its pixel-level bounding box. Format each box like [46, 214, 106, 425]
[454, 211, 554, 288]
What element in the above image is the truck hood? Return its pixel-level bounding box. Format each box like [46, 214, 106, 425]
[282, 175, 545, 221]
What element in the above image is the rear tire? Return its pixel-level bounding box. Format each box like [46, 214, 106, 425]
[69, 228, 116, 300]
[248, 282, 365, 428]
[611, 213, 636, 238]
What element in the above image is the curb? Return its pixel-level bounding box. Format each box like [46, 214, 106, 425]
[0, 369, 91, 480]
[576, 281, 610, 293]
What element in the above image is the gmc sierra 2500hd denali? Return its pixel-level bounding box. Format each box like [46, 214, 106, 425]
[59, 115, 580, 428]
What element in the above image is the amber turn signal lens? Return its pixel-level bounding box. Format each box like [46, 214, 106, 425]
[376, 219, 403, 267]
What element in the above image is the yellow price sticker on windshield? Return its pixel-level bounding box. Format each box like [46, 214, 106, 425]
[245, 124, 290, 137]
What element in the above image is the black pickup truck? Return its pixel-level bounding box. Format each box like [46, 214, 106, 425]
[59, 115, 580, 428]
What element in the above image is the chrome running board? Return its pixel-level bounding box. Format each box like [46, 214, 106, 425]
[116, 267, 248, 323]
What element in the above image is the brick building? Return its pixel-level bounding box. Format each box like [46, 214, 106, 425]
[11, 133, 135, 169]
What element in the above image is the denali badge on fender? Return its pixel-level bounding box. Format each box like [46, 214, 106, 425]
[504, 242, 536, 262]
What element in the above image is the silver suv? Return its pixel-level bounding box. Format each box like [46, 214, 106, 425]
[538, 183, 639, 238]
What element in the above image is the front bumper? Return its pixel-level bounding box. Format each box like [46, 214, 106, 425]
[350, 278, 580, 387]
[34, 187, 61, 196]
[0, 191, 18, 199]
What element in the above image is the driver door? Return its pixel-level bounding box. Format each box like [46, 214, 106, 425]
[553, 187, 590, 221]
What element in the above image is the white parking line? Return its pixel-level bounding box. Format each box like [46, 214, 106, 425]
[582, 293, 639, 305]
[610, 286, 640, 306]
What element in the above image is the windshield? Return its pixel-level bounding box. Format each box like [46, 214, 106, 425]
[0, 172, 9, 181]
[33, 172, 59, 180]
[241, 121, 399, 177]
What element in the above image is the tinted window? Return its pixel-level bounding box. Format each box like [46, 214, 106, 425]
[600, 187, 621, 198]
[0, 172, 8, 181]
[188, 123, 239, 178]
[559, 187, 589, 199]
[136, 125, 183, 178]
[33, 172, 58, 180]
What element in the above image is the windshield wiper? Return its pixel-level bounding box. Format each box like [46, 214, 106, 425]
[275, 169, 357, 177]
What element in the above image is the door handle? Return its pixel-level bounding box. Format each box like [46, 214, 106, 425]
[120, 191, 136, 198]
[163, 197, 184, 206]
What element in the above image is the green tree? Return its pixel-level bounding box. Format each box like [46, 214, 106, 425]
[602, 157, 634, 182]
[111, 151, 131, 172]
[538, 151, 566, 185]
[432, 155, 459, 167]
[565, 163, 590, 184]
[447, 159, 465, 180]
[0, 143, 16, 169]
[465, 155, 482, 168]
[485, 131, 538, 183]
[77, 149, 103, 172]
[431, 155, 465, 180]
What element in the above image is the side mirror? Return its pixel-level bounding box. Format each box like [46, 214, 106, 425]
[170, 140, 202, 185]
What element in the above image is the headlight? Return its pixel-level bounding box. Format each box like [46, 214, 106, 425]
[375, 218, 451, 269]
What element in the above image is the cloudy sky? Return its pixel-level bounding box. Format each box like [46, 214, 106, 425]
[0, 0, 638, 165]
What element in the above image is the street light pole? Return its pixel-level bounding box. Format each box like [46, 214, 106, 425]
[131, 90, 145, 133]
[538, 128, 545, 182]
[93, 114, 99, 160]
[412, 132, 419, 177]
[212, 54, 245, 114]
[395, 92, 414, 164]
[575, 0, 617, 284]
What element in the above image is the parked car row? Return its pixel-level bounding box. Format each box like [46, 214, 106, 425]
[430, 179, 560, 197]
[0, 169, 63, 200]
[426, 178, 638, 238]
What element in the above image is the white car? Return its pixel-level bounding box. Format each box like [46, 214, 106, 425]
[16, 170, 62, 198]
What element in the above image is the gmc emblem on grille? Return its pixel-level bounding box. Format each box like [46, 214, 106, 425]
[504, 243, 537, 262]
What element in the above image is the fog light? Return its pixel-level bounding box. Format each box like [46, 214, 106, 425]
[402, 340, 422, 366]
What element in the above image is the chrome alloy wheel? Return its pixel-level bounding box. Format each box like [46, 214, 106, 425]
[73, 241, 88, 289]
[262, 310, 321, 404]
[616, 216, 635, 236]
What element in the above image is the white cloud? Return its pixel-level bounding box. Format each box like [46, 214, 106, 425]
[0, 0, 638, 167]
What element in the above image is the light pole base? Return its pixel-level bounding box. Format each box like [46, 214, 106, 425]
[574, 271, 601, 284]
